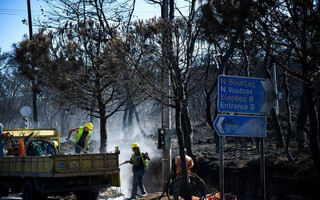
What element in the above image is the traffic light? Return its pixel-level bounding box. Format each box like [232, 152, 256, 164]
[21, 117, 28, 129]
[158, 128, 165, 149]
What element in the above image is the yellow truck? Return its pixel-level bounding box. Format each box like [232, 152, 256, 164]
[0, 129, 120, 200]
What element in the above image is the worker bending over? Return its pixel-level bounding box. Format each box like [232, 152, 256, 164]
[67, 122, 93, 154]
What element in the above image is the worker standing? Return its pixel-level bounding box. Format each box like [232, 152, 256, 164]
[67, 122, 93, 154]
[0, 124, 10, 157]
[174, 148, 194, 200]
[129, 143, 150, 199]
[0, 123, 6, 157]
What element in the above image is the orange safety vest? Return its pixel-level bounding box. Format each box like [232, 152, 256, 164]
[175, 155, 193, 173]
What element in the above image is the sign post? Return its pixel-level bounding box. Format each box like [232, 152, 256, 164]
[215, 75, 276, 200]
[219, 136, 224, 200]
[20, 106, 32, 129]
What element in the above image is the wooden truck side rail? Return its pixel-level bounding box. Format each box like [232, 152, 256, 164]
[0, 152, 121, 200]
[0, 152, 120, 185]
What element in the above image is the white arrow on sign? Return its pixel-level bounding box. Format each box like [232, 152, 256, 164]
[214, 114, 267, 137]
[216, 116, 225, 134]
[261, 79, 276, 114]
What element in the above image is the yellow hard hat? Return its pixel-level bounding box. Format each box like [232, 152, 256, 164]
[131, 143, 140, 149]
[52, 141, 59, 148]
[85, 122, 93, 130]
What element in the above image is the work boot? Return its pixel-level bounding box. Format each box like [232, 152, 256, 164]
[140, 193, 148, 197]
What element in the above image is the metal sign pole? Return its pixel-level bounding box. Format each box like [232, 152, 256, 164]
[219, 136, 224, 200]
[215, 75, 275, 200]
[260, 137, 266, 200]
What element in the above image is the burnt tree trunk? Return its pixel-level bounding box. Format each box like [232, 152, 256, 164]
[133, 105, 148, 137]
[60, 110, 68, 136]
[123, 85, 147, 138]
[204, 49, 219, 146]
[304, 83, 320, 169]
[271, 108, 286, 147]
[296, 90, 309, 150]
[205, 85, 219, 146]
[239, 35, 256, 148]
[122, 103, 129, 134]
[99, 106, 107, 153]
[122, 100, 134, 138]
[299, 2, 320, 171]
[262, 52, 285, 147]
[284, 72, 293, 161]
[214, 35, 239, 152]
[128, 101, 134, 131]
[175, 99, 191, 200]
[181, 0, 197, 157]
[181, 99, 194, 157]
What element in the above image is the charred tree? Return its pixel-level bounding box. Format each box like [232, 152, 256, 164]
[181, 99, 193, 157]
[283, 72, 293, 161]
[296, 90, 309, 150]
[249, 1, 320, 170]
[261, 38, 285, 148]
[175, 88, 192, 200]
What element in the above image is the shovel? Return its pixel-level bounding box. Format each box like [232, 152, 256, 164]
[67, 139, 88, 153]
[119, 160, 130, 166]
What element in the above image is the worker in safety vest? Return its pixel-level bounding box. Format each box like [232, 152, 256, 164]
[129, 143, 150, 199]
[0, 123, 10, 157]
[67, 122, 93, 154]
[174, 148, 194, 200]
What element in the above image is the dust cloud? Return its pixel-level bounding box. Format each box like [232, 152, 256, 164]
[91, 126, 163, 197]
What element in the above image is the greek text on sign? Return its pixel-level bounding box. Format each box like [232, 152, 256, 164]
[218, 75, 275, 114]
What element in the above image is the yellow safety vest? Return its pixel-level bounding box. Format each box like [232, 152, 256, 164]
[131, 152, 148, 170]
[73, 126, 92, 149]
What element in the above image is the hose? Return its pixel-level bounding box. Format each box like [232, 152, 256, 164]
[158, 172, 208, 200]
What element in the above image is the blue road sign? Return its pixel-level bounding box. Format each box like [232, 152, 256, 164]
[218, 75, 276, 115]
[214, 114, 266, 137]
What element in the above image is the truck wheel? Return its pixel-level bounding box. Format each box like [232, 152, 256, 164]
[75, 191, 99, 200]
[89, 191, 99, 200]
[22, 181, 45, 200]
[0, 186, 9, 198]
[22, 181, 35, 200]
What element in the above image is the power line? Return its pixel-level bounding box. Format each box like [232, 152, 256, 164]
[0, 13, 27, 16]
[0, 8, 42, 16]
[0, 8, 42, 12]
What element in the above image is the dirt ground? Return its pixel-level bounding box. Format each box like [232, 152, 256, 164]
[1, 130, 318, 200]
[139, 131, 320, 200]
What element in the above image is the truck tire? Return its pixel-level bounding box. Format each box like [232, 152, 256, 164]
[22, 181, 45, 200]
[75, 191, 99, 200]
[22, 181, 35, 200]
[0, 186, 9, 198]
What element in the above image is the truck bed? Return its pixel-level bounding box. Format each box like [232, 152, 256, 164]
[0, 152, 120, 199]
[0, 129, 121, 199]
[0, 153, 120, 185]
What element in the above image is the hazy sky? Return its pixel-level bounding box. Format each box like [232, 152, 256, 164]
[0, 0, 190, 53]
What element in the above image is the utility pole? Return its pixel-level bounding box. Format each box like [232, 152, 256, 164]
[82, 0, 94, 123]
[161, 0, 172, 190]
[27, 0, 38, 128]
